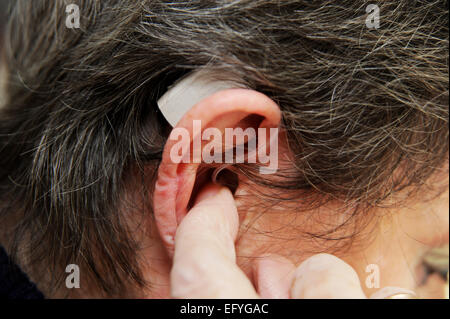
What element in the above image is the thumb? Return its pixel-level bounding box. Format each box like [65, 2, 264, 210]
[291, 253, 367, 299]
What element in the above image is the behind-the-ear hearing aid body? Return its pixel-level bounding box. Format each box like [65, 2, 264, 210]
[157, 70, 238, 127]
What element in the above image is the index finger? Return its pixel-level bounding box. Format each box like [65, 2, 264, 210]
[170, 183, 258, 298]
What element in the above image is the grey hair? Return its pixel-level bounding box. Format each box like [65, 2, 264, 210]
[0, 0, 448, 297]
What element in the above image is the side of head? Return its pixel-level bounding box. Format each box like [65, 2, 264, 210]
[0, 0, 448, 297]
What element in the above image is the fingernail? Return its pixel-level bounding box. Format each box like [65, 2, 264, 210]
[195, 183, 223, 203]
[369, 287, 417, 299]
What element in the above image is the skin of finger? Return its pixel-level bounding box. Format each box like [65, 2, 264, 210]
[171, 184, 259, 298]
[253, 254, 296, 299]
[291, 253, 367, 299]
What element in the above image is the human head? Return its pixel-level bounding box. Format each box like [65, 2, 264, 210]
[0, 0, 448, 297]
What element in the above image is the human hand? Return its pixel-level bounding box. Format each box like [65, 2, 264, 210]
[170, 183, 416, 299]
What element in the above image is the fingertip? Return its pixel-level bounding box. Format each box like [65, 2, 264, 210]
[291, 253, 366, 299]
[194, 183, 225, 204]
[253, 254, 295, 299]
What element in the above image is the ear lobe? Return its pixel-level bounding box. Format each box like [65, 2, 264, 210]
[153, 88, 281, 255]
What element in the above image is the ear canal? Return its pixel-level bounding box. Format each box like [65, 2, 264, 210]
[212, 167, 239, 195]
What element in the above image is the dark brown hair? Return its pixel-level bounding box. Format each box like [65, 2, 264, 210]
[0, 0, 448, 297]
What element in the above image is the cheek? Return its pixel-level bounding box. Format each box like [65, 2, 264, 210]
[398, 188, 449, 248]
[425, 191, 448, 247]
[428, 196, 449, 247]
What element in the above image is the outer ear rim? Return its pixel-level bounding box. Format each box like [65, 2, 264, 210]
[153, 88, 281, 255]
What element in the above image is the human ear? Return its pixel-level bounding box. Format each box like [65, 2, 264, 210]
[153, 80, 281, 255]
